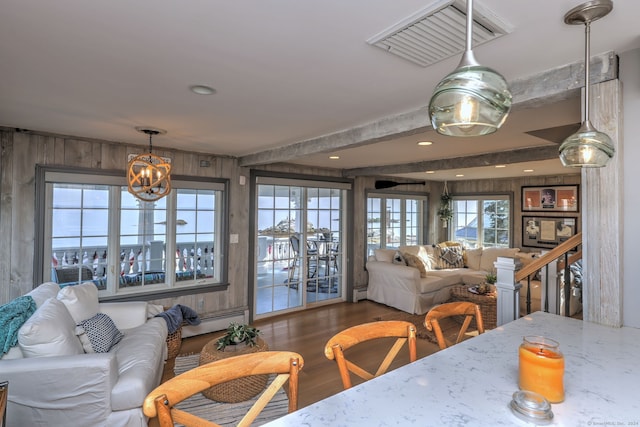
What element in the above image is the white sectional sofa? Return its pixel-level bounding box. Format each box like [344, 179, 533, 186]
[366, 244, 521, 315]
[366, 243, 582, 317]
[0, 282, 168, 427]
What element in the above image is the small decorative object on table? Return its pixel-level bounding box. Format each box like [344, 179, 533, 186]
[199, 323, 269, 402]
[215, 323, 261, 350]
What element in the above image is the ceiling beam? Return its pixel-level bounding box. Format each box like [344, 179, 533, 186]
[342, 145, 561, 177]
[238, 51, 617, 167]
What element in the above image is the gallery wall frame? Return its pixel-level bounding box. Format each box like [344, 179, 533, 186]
[522, 216, 578, 249]
[522, 185, 579, 212]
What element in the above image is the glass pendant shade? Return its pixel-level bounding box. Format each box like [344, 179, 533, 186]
[559, 121, 614, 167]
[428, 0, 511, 137]
[559, 0, 614, 168]
[429, 60, 512, 137]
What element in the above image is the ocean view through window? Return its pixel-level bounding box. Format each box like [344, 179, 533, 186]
[39, 168, 227, 297]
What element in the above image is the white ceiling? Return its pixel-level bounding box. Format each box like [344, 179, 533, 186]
[1, 0, 638, 181]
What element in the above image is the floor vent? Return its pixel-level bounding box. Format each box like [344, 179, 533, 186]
[367, 0, 512, 67]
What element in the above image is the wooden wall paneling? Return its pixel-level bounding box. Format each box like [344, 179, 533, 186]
[0, 132, 16, 302]
[100, 143, 128, 171]
[11, 133, 38, 294]
[51, 136, 66, 165]
[583, 80, 623, 327]
[64, 138, 94, 168]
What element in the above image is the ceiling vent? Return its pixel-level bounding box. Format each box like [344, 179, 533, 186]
[367, 0, 512, 67]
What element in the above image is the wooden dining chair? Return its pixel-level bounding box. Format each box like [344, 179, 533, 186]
[424, 301, 485, 350]
[0, 381, 7, 427]
[324, 320, 417, 390]
[143, 351, 304, 427]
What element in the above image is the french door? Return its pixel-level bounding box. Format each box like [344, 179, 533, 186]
[254, 178, 347, 318]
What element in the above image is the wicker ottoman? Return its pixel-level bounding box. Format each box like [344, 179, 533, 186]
[449, 285, 497, 330]
[198, 337, 269, 402]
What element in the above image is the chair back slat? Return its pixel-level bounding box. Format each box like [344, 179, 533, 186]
[425, 301, 485, 350]
[324, 321, 417, 390]
[144, 351, 304, 427]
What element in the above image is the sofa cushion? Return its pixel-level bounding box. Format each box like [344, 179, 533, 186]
[403, 253, 428, 278]
[77, 313, 124, 353]
[26, 282, 60, 308]
[399, 245, 436, 270]
[437, 245, 465, 268]
[418, 271, 461, 292]
[374, 248, 396, 263]
[18, 297, 84, 358]
[480, 247, 521, 272]
[464, 247, 483, 270]
[110, 318, 168, 411]
[57, 282, 99, 324]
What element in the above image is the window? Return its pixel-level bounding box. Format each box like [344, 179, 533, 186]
[366, 193, 427, 256]
[39, 168, 227, 297]
[452, 196, 510, 248]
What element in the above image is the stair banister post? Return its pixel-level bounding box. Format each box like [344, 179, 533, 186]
[495, 257, 522, 326]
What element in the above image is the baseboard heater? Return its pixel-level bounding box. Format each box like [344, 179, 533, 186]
[182, 309, 248, 338]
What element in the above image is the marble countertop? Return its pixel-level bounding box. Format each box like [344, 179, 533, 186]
[263, 312, 640, 427]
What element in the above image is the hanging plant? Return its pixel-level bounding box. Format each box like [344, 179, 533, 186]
[438, 182, 453, 226]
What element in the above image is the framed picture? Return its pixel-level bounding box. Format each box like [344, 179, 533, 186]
[521, 185, 579, 212]
[522, 216, 577, 249]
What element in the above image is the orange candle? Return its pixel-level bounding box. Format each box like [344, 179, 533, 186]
[518, 336, 565, 403]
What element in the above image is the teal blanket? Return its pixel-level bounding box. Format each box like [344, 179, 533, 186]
[0, 295, 36, 355]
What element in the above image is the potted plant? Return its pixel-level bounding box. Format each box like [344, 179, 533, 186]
[216, 322, 261, 350]
[438, 193, 454, 227]
[477, 271, 497, 294]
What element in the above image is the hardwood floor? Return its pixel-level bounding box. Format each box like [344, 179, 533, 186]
[161, 300, 441, 409]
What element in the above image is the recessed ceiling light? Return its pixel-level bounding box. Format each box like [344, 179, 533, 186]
[456, 174, 464, 177]
[189, 85, 216, 95]
[495, 164, 507, 168]
[524, 169, 534, 173]
[329, 155, 340, 160]
[425, 170, 435, 174]
[417, 141, 433, 146]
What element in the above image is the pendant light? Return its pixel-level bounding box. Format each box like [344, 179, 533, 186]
[127, 127, 172, 201]
[559, 0, 615, 168]
[428, 0, 512, 137]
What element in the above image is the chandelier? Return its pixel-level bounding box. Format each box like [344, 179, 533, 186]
[127, 127, 171, 201]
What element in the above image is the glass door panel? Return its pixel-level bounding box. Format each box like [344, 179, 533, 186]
[255, 183, 345, 317]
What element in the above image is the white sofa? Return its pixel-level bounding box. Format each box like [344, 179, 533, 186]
[366, 244, 582, 317]
[366, 244, 521, 315]
[0, 282, 168, 427]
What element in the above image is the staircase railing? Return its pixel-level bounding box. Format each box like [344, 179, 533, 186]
[515, 232, 582, 317]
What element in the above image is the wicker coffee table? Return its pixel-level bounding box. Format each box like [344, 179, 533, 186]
[449, 285, 497, 329]
[199, 337, 269, 402]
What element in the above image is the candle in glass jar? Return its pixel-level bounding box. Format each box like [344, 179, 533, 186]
[518, 336, 565, 403]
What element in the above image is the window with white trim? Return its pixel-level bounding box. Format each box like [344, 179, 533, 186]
[366, 193, 427, 256]
[39, 169, 227, 296]
[451, 195, 510, 248]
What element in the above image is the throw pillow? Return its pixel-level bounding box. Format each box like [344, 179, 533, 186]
[374, 248, 396, 263]
[18, 298, 84, 358]
[480, 247, 520, 272]
[392, 251, 407, 265]
[77, 313, 123, 353]
[465, 247, 483, 270]
[437, 246, 465, 269]
[26, 282, 60, 308]
[57, 282, 99, 324]
[402, 252, 428, 278]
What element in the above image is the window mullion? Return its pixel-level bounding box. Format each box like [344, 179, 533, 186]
[165, 191, 177, 285]
[106, 187, 121, 294]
